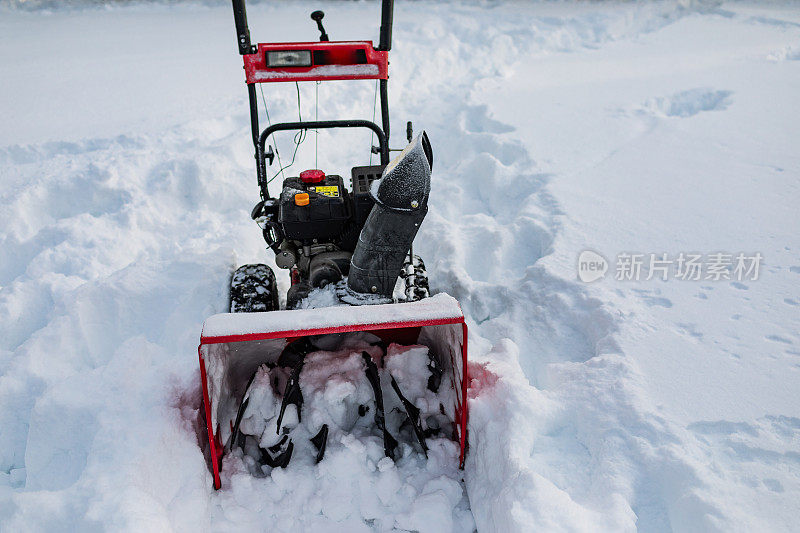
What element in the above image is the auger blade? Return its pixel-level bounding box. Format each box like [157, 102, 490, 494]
[389, 375, 429, 457]
[277, 337, 315, 368]
[361, 351, 398, 460]
[277, 359, 304, 432]
[261, 435, 294, 468]
[230, 396, 250, 450]
[310, 424, 329, 464]
[228, 365, 263, 450]
[427, 352, 443, 393]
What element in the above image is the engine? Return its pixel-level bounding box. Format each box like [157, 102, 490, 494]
[254, 133, 433, 308]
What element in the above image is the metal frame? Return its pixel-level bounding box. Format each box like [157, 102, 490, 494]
[231, 0, 395, 199]
[255, 120, 388, 200]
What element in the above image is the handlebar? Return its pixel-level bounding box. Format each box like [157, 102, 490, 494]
[256, 120, 390, 199]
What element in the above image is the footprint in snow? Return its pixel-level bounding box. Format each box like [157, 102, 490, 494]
[687, 414, 800, 498]
[763, 478, 784, 493]
[765, 334, 793, 345]
[643, 88, 733, 118]
[462, 104, 515, 134]
[688, 419, 758, 437]
[632, 288, 672, 308]
[677, 322, 703, 339]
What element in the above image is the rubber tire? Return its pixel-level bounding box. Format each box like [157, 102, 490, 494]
[402, 255, 430, 301]
[230, 263, 279, 313]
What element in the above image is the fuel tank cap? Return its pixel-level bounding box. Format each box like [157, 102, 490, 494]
[300, 169, 326, 184]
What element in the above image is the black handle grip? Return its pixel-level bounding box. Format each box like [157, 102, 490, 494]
[232, 0, 254, 55]
[379, 0, 394, 51]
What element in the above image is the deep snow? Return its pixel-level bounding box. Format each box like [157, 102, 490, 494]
[1, 1, 799, 531]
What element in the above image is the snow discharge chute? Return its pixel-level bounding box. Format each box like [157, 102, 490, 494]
[346, 132, 433, 302]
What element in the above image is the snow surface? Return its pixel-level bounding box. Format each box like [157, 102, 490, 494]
[1, 1, 799, 531]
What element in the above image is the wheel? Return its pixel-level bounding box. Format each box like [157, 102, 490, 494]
[401, 254, 429, 302]
[230, 263, 279, 312]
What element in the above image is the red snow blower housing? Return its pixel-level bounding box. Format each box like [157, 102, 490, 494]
[198, 0, 468, 489]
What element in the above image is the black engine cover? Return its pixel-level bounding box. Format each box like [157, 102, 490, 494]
[279, 174, 349, 241]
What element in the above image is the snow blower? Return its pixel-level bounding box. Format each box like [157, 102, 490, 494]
[198, 0, 468, 489]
